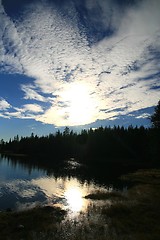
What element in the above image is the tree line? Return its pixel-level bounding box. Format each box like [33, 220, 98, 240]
[0, 125, 159, 164]
[0, 100, 160, 167]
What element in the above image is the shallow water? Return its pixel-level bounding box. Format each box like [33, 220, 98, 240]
[0, 155, 112, 216]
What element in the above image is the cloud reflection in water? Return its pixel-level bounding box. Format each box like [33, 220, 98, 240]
[0, 175, 106, 216]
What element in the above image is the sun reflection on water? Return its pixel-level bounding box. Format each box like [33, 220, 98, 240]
[64, 187, 84, 212]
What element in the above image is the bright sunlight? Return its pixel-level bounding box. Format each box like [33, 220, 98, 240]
[64, 187, 84, 212]
[61, 83, 97, 126]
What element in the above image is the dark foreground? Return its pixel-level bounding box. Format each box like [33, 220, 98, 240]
[0, 168, 160, 240]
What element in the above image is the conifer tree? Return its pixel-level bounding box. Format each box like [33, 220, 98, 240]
[151, 100, 160, 128]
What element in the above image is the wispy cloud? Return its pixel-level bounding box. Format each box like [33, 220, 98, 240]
[21, 84, 48, 102]
[0, 98, 11, 110]
[0, 0, 160, 126]
[16, 104, 44, 114]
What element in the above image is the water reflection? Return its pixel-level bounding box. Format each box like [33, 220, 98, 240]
[65, 187, 84, 212]
[0, 155, 117, 217]
[1, 176, 99, 214]
[31, 176, 94, 214]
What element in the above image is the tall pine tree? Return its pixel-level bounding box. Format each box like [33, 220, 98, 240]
[151, 100, 160, 128]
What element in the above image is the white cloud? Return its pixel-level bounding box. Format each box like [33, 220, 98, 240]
[0, 2, 24, 74]
[21, 104, 44, 113]
[21, 84, 47, 102]
[0, 98, 11, 110]
[0, 0, 160, 126]
[0, 113, 10, 119]
[136, 113, 150, 119]
[1, 103, 43, 120]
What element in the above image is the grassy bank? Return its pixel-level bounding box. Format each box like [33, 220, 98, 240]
[1, 169, 160, 240]
[0, 206, 66, 240]
[84, 168, 160, 240]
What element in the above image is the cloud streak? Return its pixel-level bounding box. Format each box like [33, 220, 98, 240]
[0, 0, 160, 127]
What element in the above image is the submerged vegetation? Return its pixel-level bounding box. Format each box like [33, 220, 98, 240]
[0, 169, 160, 240]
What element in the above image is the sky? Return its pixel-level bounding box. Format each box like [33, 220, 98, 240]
[0, 0, 160, 140]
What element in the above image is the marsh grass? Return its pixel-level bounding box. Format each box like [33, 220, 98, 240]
[80, 169, 160, 240]
[100, 169, 160, 240]
[0, 206, 66, 240]
[85, 189, 126, 200]
[1, 169, 160, 240]
[121, 168, 160, 184]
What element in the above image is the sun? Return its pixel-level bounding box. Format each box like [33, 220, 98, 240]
[61, 83, 96, 126]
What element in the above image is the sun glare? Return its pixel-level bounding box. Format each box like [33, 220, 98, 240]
[64, 187, 84, 212]
[62, 83, 96, 126]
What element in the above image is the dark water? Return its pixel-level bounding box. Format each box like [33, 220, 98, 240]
[0, 155, 114, 214]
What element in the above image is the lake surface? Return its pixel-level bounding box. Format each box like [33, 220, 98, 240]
[0, 155, 114, 215]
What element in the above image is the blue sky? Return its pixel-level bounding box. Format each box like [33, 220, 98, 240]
[0, 0, 160, 140]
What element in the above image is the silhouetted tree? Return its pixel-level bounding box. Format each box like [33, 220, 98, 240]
[151, 100, 160, 128]
[0, 125, 159, 165]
